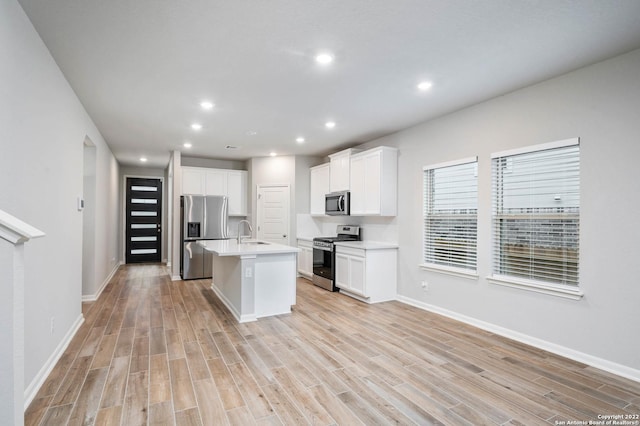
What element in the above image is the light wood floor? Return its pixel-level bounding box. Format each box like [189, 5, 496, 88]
[25, 264, 640, 425]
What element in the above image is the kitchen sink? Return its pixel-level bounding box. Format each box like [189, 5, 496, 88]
[241, 240, 269, 245]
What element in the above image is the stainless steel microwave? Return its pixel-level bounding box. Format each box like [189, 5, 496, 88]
[325, 191, 350, 215]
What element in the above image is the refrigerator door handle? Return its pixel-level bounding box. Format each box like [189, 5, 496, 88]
[186, 243, 192, 259]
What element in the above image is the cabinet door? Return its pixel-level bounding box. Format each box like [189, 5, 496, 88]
[364, 151, 381, 214]
[182, 168, 205, 194]
[349, 155, 365, 215]
[298, 246, 313, 277]
[334, 253, 350, 290]
[227, 171, 247, 216]
[310, 164, 330, 215]
[348, 255, 366, 296]
[330, 153, 350, 192]
[204, 170, 227, 196]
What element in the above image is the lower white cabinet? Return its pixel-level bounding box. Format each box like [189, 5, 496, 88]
[334, 244, 397, 303]
[297, 239, 313, 279]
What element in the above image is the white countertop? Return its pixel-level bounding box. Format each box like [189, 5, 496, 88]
[334, 241, 399, 250]
[198, 239, 300, 256]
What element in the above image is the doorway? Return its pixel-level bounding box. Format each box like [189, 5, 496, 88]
[256, 184, 290, 245]
[125, 177, 162, 263]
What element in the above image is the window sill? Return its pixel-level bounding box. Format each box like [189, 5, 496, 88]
[487, 275, 584, 300]
[419, 263, 478, 280]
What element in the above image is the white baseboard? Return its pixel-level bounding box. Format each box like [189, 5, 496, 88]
[171, 274, 182, 281]
[81, 262, 121, 302]
[24, 313, 84, 410]
[396, 295, 640, 383]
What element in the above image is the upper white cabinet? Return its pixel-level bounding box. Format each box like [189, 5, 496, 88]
[226, 171, 248, 216]
[350, 146, 398, 216]
[329, 149, 359, 192]
[309, 163, 330, 215]
[181, 166, 248, 216]
[182, 167, 206, 194]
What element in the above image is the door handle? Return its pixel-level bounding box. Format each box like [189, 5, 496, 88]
[283, 234, 287, 238]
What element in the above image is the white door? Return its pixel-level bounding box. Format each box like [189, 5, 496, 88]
[257, 184, 290, 244]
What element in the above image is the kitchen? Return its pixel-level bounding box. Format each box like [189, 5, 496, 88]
[3, 0, 640, 424]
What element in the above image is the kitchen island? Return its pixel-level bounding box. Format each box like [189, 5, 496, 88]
[197, 239, 300, 323]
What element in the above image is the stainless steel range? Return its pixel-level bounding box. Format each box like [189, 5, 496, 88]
[312, 225, 361, 291]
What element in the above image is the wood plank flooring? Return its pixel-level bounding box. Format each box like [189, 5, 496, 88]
[25, 264, 640, 425]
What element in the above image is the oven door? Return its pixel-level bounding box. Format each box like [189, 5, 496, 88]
[312, 245, 337, 291]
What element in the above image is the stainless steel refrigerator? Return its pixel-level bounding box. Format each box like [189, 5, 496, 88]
[180, 195, 229, 279]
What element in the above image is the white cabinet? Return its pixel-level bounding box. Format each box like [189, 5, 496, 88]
[204, 170, 227, 196]
[181, 166, 248, 216]
[309, 163, 330, 215]
[335, 244, 397, 303]
[350, 146, 397, 216]
[297, 239, 313, 279]
[226, 171, 247, 216]
[182, 167, 205, 194]
[329, 149, 359, 192]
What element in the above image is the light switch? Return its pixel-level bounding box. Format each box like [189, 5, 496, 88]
[77, 196, 84, 211]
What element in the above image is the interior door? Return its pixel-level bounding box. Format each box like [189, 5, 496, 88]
[126, 177, 162, 263]
[256, 184, 290, 244]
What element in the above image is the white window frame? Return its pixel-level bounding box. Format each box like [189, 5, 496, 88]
[421, 156, 479, 279]
[488, 138, 583, 300]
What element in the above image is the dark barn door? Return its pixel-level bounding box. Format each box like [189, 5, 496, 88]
[125, 177, 162, 263]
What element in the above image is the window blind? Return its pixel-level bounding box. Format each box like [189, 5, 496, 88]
[423, 158, 478, 271]
[491, 139, 580, 286]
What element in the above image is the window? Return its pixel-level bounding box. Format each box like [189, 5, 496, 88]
[422, 157, 478, 276]
[490, 138, 581, 296]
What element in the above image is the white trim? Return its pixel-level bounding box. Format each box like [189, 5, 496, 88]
[0, 210, 45, 244]
[210, 284, 257, 323]
[396, 295, 640, 383]
[419, 263, 479, 280]
[491, 137, 579, 159]
[81, 263, 121, 302]
[423, 156, 477, 171]
[24, 313, 84, 410]
[487, 274, 584, 300]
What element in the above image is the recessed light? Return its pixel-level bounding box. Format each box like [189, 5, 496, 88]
[325, 121, 336, 129]
[296, 137, 305, 143]
[315, 53, 334, 65]
[417, 81, 433, 91]
[270, 152, 277, 157]
[140, 157, 148, 162]
[246, 131, 257, 136]
[191, 123, 202, 130]
[183, 142, 192, 148]
[200, 101, 214, 110]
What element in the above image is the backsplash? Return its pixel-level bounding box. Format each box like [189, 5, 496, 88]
[297, 214, 398, 242]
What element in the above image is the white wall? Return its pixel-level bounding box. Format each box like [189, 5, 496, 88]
[0, 0, 120, 397]
[249, 156, 297, 242]
[357, 49, 640, 375]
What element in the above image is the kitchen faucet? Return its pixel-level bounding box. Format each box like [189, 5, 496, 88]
[237, 220, 253, 244]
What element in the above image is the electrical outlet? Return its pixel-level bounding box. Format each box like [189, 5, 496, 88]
[245, 267, 252, 278]
[421, 281, 429, 292]
[50, 317, 55, 334]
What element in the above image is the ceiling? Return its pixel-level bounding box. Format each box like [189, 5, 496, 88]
[18, 0, 640, 168]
